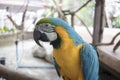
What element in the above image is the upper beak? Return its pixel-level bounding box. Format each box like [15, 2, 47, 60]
[33, 28, 43, 47]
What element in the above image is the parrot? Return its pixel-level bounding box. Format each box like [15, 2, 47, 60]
[33, 18, 99, 80]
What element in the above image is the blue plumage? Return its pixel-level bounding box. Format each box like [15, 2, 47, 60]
[81, 43, 99, 80]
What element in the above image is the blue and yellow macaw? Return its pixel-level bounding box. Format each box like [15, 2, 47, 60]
[33, 18, 99, 80]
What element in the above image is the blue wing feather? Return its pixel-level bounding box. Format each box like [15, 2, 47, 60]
[81, 43, 99, 80]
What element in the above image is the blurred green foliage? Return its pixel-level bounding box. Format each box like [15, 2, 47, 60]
[76, 1, 94, 26]
[113, 17, 120, 28]
[0, 26, 14, 33]
[63, 0, 95, 27]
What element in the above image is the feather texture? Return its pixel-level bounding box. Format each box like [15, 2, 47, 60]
[81, 43, 99, 80]
[35, 18, 99, 80]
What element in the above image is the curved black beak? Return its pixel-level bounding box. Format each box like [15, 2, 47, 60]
[33, 28, 43, 47]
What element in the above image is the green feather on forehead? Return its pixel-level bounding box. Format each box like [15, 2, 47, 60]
[36, 18, 56, 26]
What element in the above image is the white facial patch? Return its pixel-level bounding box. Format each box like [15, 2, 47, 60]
[36, 23, 57, 41]
[45, 32, 57, 41]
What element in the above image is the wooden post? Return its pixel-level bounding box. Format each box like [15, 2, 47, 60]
[93, 0, 105, 44]
[71, 13, 75, 27]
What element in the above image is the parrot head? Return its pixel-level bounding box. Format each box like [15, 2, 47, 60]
[33, 18, 62, 48]
[33, 18, 84, 48]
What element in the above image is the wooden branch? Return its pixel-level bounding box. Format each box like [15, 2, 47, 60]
[7, 15, 23, 30]
[6, 15, 18, 28]
[110, 32, 120, 45]
[52, 0, 66, 20]
[75, 14, 92, 38]
[0, 65, 40, 80]
[73, 0, 91, 13]
[95, 32, 120, 46]
[113, 40, 120, 52]
[6, 1, 29, 31]
[21, 1, 29, 29]
[33, 17, 37, 24]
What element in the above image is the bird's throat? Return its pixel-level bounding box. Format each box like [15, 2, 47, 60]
[50, 36, 61, 49]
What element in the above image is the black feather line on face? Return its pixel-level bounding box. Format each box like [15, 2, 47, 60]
[50, 35, 61, 49]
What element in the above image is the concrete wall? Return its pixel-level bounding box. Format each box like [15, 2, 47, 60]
[0, 31, 33, 47]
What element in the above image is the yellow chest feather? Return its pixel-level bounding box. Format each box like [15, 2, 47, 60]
[53, 27, 84, 80]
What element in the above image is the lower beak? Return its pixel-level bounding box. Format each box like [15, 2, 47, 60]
[33, 29, 43, 47]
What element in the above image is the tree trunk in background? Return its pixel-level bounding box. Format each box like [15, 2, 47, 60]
[93, 0, 105, 44]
